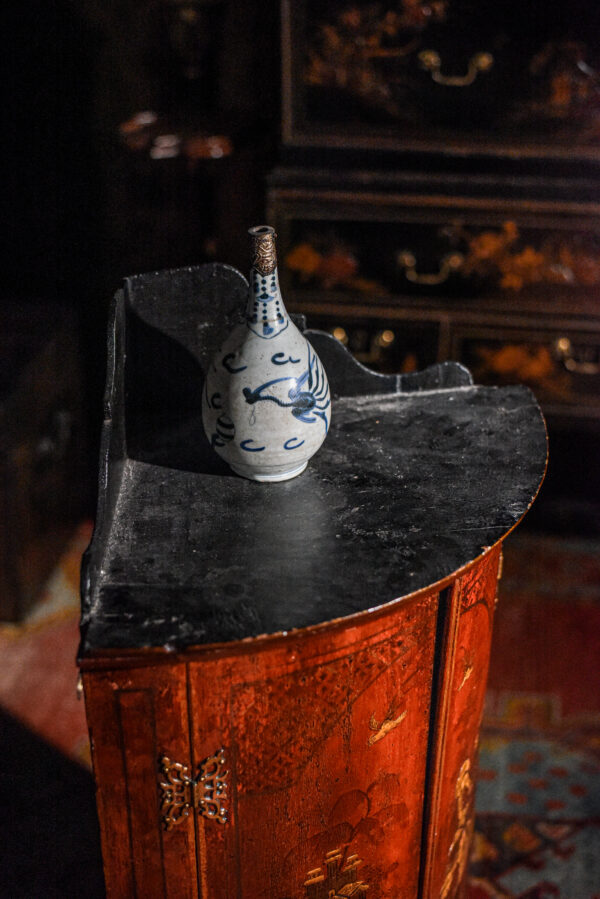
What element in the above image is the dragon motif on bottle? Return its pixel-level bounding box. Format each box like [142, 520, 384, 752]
[242, 343, 331, 431]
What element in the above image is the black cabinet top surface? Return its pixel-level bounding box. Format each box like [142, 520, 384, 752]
[80, 265, 547, 656]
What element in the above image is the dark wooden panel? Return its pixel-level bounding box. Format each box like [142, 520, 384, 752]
[117, 689, 166, 894]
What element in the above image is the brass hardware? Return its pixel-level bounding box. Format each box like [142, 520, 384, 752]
[331, 326, 349, 346]
[418, 49, 494, 87]
[159, 749, 228, 830]
[197, 749, 228, 822]
[249, 225, 277, 275]
[397, 249, 464, 285]
[159, 757, 195, 830]
[76, 673, 83, 700]
[304, 848, 369, 897]
[553, 336, 600, 375]
[375, 329, 395, 348]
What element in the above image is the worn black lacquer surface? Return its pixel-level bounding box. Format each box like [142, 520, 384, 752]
[80, 264, 547, 653]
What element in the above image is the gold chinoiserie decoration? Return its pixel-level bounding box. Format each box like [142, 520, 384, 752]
[440, 758, 475, 898]
[304, 848, 369, 897]
[159, 749, 228, 830]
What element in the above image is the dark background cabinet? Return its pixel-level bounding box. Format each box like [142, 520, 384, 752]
[270, 0, 600, 534]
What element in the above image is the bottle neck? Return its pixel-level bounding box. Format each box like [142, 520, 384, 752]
[245, 265, 290, 339]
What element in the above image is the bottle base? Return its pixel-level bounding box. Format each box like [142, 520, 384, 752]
[229, 461, 308, 483]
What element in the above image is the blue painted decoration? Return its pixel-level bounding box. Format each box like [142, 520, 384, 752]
[246, 273, 289, 340]
[271, 352, 301, 366]
[210, 414, 235, 448]
[240, 439, 266, 452]
[284, 437, 305, 450]
[222, 353, 247, 374]
[204, 384, 222, 410]
[242, 344, 330, 431]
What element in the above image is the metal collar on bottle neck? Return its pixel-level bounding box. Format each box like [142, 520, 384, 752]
[248, 225, 277, 275]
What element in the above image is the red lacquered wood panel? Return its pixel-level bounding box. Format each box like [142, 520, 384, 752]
[184, 590, 439, 899]
[83, 665, 198, 899]
[421, 547, 502, 898]
[83, 551, 507, 898]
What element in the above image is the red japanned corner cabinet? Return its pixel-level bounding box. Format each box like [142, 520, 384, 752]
[78, 264, 547, 898]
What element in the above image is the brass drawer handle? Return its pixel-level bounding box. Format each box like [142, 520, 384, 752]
[397, 250, 464, 286]
[159, 749, 228, 830]
[418, 49, 494, 87]
[554, 337, 600, 375]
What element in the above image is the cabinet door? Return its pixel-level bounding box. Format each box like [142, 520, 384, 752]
[421, 547, 502, 898]
[84, 664, 197, 899]
[187, 592, 438, 899]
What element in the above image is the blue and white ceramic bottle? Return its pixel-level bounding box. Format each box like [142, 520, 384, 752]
[202, 226, 331, 481]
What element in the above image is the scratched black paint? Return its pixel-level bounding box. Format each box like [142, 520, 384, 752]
[79, 264, 547, 654]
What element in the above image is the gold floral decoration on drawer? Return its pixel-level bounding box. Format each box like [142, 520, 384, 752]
[526, 41, 600, 123]
[458, 221, 600, 291]
[286, 222, 600, 299]
[470, 342, 590, 403]
[286, 241, 387, 294]
[305, 2, 448, 118]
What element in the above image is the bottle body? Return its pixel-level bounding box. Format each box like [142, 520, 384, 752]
[201, 227, 331, 482]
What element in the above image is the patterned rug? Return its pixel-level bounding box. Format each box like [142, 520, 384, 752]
[0, 525, 598, 897]
[0, 521, 92, 767]
[467, 534, 600, 898]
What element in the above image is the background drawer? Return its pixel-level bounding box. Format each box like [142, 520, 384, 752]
[278, 208, 600, 307]
[451, 326, 600, 420]
[283, 0, 600, 162]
